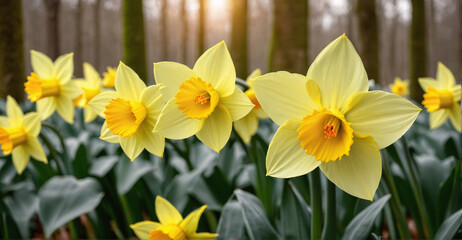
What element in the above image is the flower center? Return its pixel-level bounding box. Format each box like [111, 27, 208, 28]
[149, 224, 186, 240]
[175, 77, 219, 120]
[104, 98, 147, 138]
[422, 86, 454, 112]
[245, 88, 261, 109]
[297, 108, 354, 163]
[25, 72, 60, 102]
[0, 127, 27, 155]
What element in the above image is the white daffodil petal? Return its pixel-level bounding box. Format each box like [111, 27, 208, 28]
[220, 87, 254, 121]
[193, 42, 235, 97]
[252, 71, 315, 125]
[30, 50, 54, 79]
[266, 117, 320, 178]
[307, 35, 368, 112]
[320, 136, 381, 201]
[115, 62, 147, 101]
[154, 61, 195, 101]
[345, 91, 421, 149]
[196, 104, 232, 153]
[154, 98, 203, 139]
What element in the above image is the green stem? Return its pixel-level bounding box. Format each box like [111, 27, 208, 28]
[401, 137, 433, 238]
[321, 180, 336, 240]
[119, 194, 134, 226]
[204, 210, 217, 232]
[39, 132, 66, 175]
[42, 123, 73, 175]
[2, 213, 9, 240]
[68, 220, 79, 239]
[310, 169, 322, 240]
[382, 152, 412, 239]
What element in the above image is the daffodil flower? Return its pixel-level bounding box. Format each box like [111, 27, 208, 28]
[389, 77, 409, 97]
[252, 35, 421, 200]
[88, 62, 165, 160]
[0, 96, 47, 174]
[103, 66, 117, 88]
[73, 63, 103, 123]
[153, 41, 254, 153]
[234, 68, 268, 143]
[130, 196, 217, 240]
[419, 62, 461, 132]
[25, 50, 82, 124]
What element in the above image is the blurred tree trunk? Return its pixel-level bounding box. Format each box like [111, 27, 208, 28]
[389, 0, 397, 84]
[230, 0, 248, 78]
[268, 0, 308, 74]
[0, 0, 25, 101]
[409, 0, 426, 102]
[161, 0, 168, 60]
[44, 0, 60, 59]
[181, 0, 188, 63]
[198, 0, 206, 55]
[122, 0, 147, 82]
[75, 0, 82, 77]
[356, 0, 379, 84]
[94, 0, 100, 70]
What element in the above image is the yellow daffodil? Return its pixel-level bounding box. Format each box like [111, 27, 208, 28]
[252, 34, 421, 200]
[103, 66, 116, 88]
[88, 62, 165, 160]
[234, 68, 268, 143]
[419, 62, 461, 132]
[389, 77, 409, 97]
[0, 96, 47, 174]
[130, 196, 217, 240]
[25, 50, 82, 124]
[153, 41, 254, 153]
[73, 63, 103, 123]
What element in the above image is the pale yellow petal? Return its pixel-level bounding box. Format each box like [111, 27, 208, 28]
[155, 196, 183, 225]
[220, 87, 254, 121]
[115, 62, 147, 101]
[88, 91, 118, 118]
[153, 98, 203, 139]
[418, 77, 440, 92]
[344, 91, 421, 149]
[246, 68, 261, 84]
[429, 109, 448, 130]
[119, 135, 144, 161]
[140, 85, 164, 123]
[83, 62, 102, 87]
[26, 137, 47, 163]
[136, 121, 165, 158]
[320, 136, 381, 201]
[193, 41, 235, 97]
[305, 78, 322, 109]
[30, 50, 54, 79]
[12, 145, 30, 175]
[55, 95, 75, 124]
[84, 106, 98, 123]
[190, 232, 219, 239]
[53, 52, 74, 84]
[307, 35, 368, 112]
[234, 111, 258, 144]
[22, 112, 41, 136]
[266, 117, 321, 178]
[180, 205, 207, 236]
[60, 80, 84, 100]
[196, 104, 232, 153]
[36, 97, 57, 121]
[252, 71, 315, 125]
[154, 61, 195, 101]
[0, 116, 10, 127]
[130, 221, 162, 240]
[448, 103, 461, 132]
[437, 62, 456, 89]
[6, 96, 24, 123]
[100, 122, 119, 143]
[451, 85, 461, 102]
[254, 108, 268, 119]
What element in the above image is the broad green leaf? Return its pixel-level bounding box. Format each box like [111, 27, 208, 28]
[280, 181, 310, 239]
[216, 200, 245, 240]
[38, 176, 104, 238]
[115, 156, 156, 195]
[89, 155, 119, 177]
[3, 189, 39, 239]
[436, 161, 462, 227]
[434, 208, 462, 240]
[235, 189, 279, 240]
[72, 144, 89, 179]
[342, 194, 391, 240]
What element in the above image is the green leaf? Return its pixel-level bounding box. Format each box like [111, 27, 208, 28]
[72, 144, 89, 179]
[216, 200, 245, 240]
[234, 189, 279, 240]
[38, 176, 104, 238]
[3, 189, 38, 239]
[280, 181, 310, 239]
[341, 194, 391, 240]
[115, 156, 156, 195]
[436, 161, 462, 227]
[434, 208, 462, 240]
[89, 155, 119, 178]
